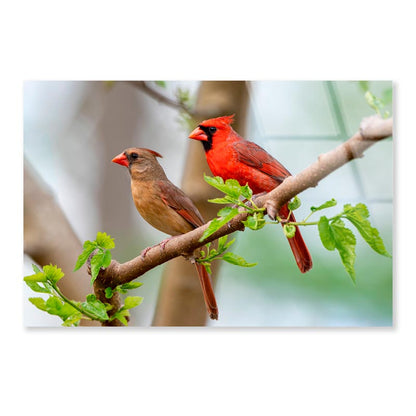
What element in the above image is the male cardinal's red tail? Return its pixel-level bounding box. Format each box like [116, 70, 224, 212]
[279, 205, 313, 273]
[194, 263, 218, 320]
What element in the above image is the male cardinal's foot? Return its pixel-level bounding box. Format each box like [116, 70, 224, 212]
[265, 200, 278, 220]
[252, 191, 267, 200]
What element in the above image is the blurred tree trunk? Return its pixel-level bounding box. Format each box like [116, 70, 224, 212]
[152, 81, 249, 326]
[24, 160, 99, 326]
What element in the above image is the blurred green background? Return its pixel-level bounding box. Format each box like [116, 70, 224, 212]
[23, 81, 392, 326]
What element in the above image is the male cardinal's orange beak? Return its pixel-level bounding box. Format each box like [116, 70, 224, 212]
[189, 127, 208, 141]
[112, 152, 129, 167]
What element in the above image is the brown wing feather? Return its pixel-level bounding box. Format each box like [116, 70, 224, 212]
[233, 140, 292, 183]
[157, 180, 204, 229]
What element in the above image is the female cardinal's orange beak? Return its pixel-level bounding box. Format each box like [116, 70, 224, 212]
[189, 126, 208, 141]
[112, 152, 129, 167]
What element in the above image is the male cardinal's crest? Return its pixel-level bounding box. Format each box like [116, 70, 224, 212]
[212, 114, 235, 126]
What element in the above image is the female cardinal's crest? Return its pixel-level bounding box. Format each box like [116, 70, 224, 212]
[142, 148, 163, 158]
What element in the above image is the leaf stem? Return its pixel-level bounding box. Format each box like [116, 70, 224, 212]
[287, 221, 320, 226]
[51, 282, 104, 322]
[268, 214, 345, 227]
[302, 211, 316, 223]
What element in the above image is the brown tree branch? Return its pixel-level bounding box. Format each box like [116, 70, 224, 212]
[93, 115, 393, 322]
[262, 115, 393, 219]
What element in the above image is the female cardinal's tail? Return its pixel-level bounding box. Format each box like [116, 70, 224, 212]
[194, 263, 218, 320]
[280, 205, 313, 273]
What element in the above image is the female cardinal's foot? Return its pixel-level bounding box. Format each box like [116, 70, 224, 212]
[140, 237, 177, 258]
[160, 236, 176, 249]
[140, 245, 154, 258]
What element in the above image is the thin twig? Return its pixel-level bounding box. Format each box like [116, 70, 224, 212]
[126, 81, 202, 118]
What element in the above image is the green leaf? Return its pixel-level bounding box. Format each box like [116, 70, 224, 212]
[62, 313, 83, 327]
[199, 207, 239, 241]
[43, 265, 64, 283]
[204, 174, 224, 188]
[75, 232, 114, 273]
[217, 235, 235, 253]
[310, 198, 337, 212]
[223, 238, 236, 251]
[224, 179, 244, 199]
[74, 240, 96, 271]
[44, 297, 62, 315]
[96, 232, 115, 250]
[108, 282, 143, 297]
[32, 264, 42, 274]
[243, 212, 266, 230]
[119, 282, 143, 291]
[217, 235, 228, 252]
[343, 203, 391, 257]
[207, 248, 218, 257]
[331, 219, 357, 282]
[222, 252, 257, 268]
[45, 296, 80, 321]
[240, 184, 253, 200]
[123, 296, 143, 310]
[29, 297, 47, 312]
[81, 294, 109, 321]
[365, 91, 389, 117]
[155, 81, 166, 88]
[24, 272, 47, 283]
[217, 206, 236, 217]
[288, 196, 301, 211]
[208, 197, 234, 204]
[283, 224, 296, 239]
[203, 175, 242, 200]
[110, 310, 130, 326]
[25, 281, 52, 294]
[318, 216, 336, 251]
[101, 249, 112, 268]
[90, 251, 105, 284]
[83, 240, 97, 250]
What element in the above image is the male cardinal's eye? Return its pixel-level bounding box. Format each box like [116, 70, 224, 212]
[209, 127, 217, 133]
[130, 152, 139, 159]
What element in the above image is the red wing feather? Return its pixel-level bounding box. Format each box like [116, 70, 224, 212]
[233, 140, 292, 183]
[157, 180, 204, 229]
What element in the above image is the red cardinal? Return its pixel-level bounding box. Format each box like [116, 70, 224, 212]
[189, 115, 312, 273]
[112, 147, 218, 319]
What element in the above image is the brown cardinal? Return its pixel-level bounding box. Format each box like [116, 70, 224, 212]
[189, 115, 312, 273]
[112, 147, 218, 320]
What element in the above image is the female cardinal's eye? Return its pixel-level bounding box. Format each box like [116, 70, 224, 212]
[209, 127, 217, 133]
[130, 152, 139, 159]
